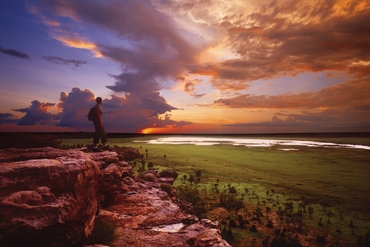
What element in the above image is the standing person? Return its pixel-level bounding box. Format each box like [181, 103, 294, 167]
[92, 97, 107, 151]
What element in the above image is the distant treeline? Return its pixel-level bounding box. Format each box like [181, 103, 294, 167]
[1, 131, 370, 139]
[1, 132, 369, 149]
[0, 133, 62, 149]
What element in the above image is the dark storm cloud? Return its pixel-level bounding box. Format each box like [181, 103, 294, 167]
[102, 93, 190, 132]
[42, 55, 87, 67]
[0, 113, 19, 124]
[42, 0, 200, 93]
[37, 0, 196, 131]
[0, 46, 30, 59]
[139, 92, 178, 117]
[55, 87, 190, 132]
[12, 100, 60, 125]
[56, 87, 95, 128]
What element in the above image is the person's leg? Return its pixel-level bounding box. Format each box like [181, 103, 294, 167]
[101, 127, 107, 146]
[93, 123, 100, 148]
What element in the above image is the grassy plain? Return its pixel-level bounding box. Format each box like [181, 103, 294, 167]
[61, 135, 370, 246]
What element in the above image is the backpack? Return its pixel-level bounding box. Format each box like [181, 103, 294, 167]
[88, 107, 96, 121]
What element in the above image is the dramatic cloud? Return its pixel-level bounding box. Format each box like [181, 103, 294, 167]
[12, 100, 60, 125]
[44, 0, 369, 96]
[180, 78, 206, 98]
[40, 0, 202, 94]
[101, 92, 189, 132]
[3, 0, 366, 133]
[180, 0, 370, 90]
[0, 46, 30, 59]
[213, 79, 370, 110]
[56, 87, 95, 128]
[55, 87, 190, 132]
[42, 55, 87, 67]
[7, 87, 189, 132]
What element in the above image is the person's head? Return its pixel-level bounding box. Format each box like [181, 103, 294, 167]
[96, 97, 102, 104]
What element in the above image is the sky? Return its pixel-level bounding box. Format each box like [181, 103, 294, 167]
[0, 0, 369, 134]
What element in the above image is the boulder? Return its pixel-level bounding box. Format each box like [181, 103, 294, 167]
[0, 149, 101, 247]
[110, 146, 142, 161]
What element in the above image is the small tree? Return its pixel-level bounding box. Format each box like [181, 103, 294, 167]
[308, 207, 314, 219]
[188, 174, 195, 184]
[147, 162, 154, 169]
[195, 169, 202, 177]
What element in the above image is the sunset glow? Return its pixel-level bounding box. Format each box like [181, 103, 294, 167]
[0, 0, 369, 133]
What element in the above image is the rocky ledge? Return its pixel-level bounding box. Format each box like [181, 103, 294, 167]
[0, 147, 232, 247]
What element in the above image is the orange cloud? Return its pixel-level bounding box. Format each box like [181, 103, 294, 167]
[43, 19, 61, 27]
[54, 36, 102, 57]
[228, 26, 263, 35]
[213, 76, 370, 111]
[55, 36, 95, 49]
[183, 0, 370, 92]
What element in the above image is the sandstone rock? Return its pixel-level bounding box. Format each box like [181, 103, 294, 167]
[0, 147, 232, 247]
[158, 177, 175, 185]
[0, 147, 88, 162]
[0, 149, 101, 247]
[87, 151, 120, 169]
[141, 172, 158, 182]
[99, 181, 231, 247]
[110, 146, 142, 161]
[84, 245, 110, 247]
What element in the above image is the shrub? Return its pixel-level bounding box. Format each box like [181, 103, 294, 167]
[262, 236, 271, 247]
[221, 226, 234, 242]
[160, 183, 173, 195]
[176, 185, 201, 206]
[270, 236, 302, 247]
[85, 218, 118, 246]
[249, 224, 258, 232]
[229, 219, 237, 228]
[266, 220, 274, 228]
[316, 235, 326, 244]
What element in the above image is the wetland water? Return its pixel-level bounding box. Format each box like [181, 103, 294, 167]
[135, 136, 370, 150]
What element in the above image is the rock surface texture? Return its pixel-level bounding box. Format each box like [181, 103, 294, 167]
[0, 147, 232, 247]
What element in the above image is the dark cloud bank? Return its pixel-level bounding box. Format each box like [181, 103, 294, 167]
[42, 56, 87, 67]
[0, 46, 30, 59]
[7, 87, 190, 133]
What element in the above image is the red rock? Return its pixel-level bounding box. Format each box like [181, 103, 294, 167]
[0, 150, 100, 246]
[0, 147, 232, 247]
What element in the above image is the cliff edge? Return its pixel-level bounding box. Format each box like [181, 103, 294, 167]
[0, 147, 232, 247]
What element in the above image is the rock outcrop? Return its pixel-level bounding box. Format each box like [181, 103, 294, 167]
[0, 147, 232, 247]
[0, 149, 101, 246]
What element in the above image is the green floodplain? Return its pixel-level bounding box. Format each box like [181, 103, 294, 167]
[60, 133, 370, 246]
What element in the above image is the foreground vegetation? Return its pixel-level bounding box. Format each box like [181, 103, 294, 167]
[2, 132, 369, 246]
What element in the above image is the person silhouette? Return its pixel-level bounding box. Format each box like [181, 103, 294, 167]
[92, 97, 107, 151]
